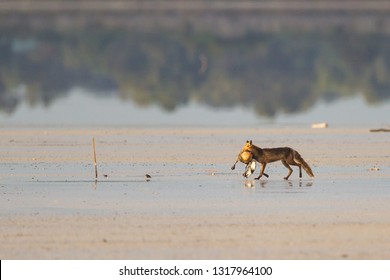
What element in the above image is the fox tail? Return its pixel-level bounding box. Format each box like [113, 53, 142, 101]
[294, 151, 314, 177]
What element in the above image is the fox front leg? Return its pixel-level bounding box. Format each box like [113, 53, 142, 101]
[254, 163, 269, 180]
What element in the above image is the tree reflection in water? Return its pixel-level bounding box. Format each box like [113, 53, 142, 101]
[1, 14, 390, 118]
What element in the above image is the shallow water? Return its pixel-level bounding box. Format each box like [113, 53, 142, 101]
[1, 125, 389, 221]
[1, 160, 389, 221]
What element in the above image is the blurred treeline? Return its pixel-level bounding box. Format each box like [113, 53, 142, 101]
[1, 5, 390, 116]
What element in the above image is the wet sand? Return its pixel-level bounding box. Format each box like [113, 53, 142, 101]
[1, 125, 389, 259]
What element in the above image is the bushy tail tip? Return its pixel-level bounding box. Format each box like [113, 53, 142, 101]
[295, 151, 314, 177]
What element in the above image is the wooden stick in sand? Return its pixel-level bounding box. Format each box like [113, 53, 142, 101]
[92, 137, 98, 180]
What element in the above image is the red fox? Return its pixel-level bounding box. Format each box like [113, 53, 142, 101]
[231, 140, 314, 180]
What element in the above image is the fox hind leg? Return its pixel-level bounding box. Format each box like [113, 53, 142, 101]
[289, 162, 302, 178]
[289, 152, 303, 178]
[293, 151, 314, 178]
[291, 155, 302, 178]
[282, 160, 293, 180]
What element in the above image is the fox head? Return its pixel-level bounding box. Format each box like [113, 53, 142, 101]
[242, 140, 253, 151]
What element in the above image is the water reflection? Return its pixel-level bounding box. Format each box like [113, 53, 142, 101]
[1, 10, 390, 119]
[244, 179, 313, 189]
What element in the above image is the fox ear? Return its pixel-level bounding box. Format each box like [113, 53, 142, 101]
[249, 140, 252, 144]
[246, 140, 249, 143]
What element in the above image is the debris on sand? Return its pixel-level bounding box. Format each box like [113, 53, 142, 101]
[145, 174, 152, 181]
[370, 128, 390, 133]
[311, 122, 328, 129]
[368, 167, 380, 171]
[92, 137, 98, 180]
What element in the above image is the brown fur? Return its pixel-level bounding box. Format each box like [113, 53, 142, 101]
[231, 140, 314, 180]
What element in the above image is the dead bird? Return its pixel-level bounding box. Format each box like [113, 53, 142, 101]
[231, 141, 260, 178]
[244, 160, 256, 178]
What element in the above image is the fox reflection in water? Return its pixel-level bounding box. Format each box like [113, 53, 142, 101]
[244, 179, 314, 189]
